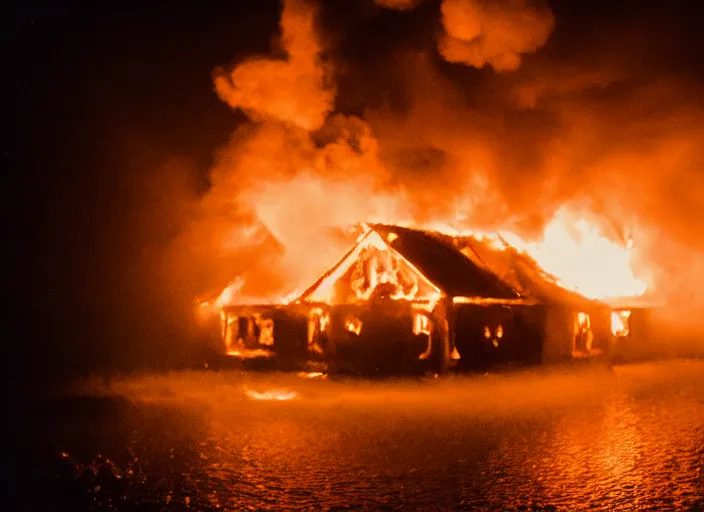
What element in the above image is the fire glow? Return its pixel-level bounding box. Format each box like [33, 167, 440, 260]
[244, 388, 298, 401]
[196, 0, 672, 311]
[208, 206, 649, 307]
[498, 208, 648, 300]
[415, 206, 648, 301]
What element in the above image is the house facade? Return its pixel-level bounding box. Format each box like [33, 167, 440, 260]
[209, 224, 651, 372]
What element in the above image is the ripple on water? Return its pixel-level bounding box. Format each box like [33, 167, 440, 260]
[30, 360, 704, 510]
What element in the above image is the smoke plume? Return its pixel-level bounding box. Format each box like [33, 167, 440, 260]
[438, 0, 554, 72]
[194, 0, 704, 327]
[199, 116, 411, 297]
[214, 0, 334, 131]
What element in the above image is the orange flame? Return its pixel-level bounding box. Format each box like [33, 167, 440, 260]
[209, 209, 647, 307]
[499, 207, 648, 300]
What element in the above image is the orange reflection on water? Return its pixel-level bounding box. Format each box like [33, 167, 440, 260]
[244, 388, 298, 401]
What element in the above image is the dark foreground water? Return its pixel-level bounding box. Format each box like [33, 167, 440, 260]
[13, 359, 704, 511]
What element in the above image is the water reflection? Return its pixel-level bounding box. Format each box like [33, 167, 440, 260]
[243, 388, 298, 401]
[25, 360, 704, 510]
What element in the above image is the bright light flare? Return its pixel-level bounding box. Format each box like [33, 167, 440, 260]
[216, 277, 245, 307]
[500, 208, 648, 300]
[297, 371, 326, 379]
[412, 312, 432, 336]
[344, 316, 363, 335]
[244, 388, 298, 401]
[611, 310, 632, 338]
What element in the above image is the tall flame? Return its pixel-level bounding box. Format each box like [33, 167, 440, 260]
[499, 207, 648, 300]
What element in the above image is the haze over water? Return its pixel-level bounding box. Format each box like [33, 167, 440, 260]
[14, 359, 704, 510]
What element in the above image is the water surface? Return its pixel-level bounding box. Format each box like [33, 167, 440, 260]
[15, 359, 704, 510]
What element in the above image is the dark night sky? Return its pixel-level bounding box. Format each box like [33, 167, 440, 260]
[10, 2, 283, 385]
[8, 1, 703, 388]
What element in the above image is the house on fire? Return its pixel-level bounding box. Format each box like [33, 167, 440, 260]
[204, 223, 651, 372]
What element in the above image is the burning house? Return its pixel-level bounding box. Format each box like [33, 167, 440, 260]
[199, 223, 652, 373]
[181, 0, 700, 373]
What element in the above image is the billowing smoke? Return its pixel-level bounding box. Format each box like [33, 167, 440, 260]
[438, 0, 554, 72]
[194, 0, 415, 299]
[213, 0, 334, 131]
[200, 116, 411, 298]
[359, 6, 704, 318]
[193, 0, 704, 335]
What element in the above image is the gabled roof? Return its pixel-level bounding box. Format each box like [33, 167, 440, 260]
[206, 221, 649, 309]
[297, 228, 442, 304]
[371, 225, 522, 300]
[297, 224, 523, 304]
